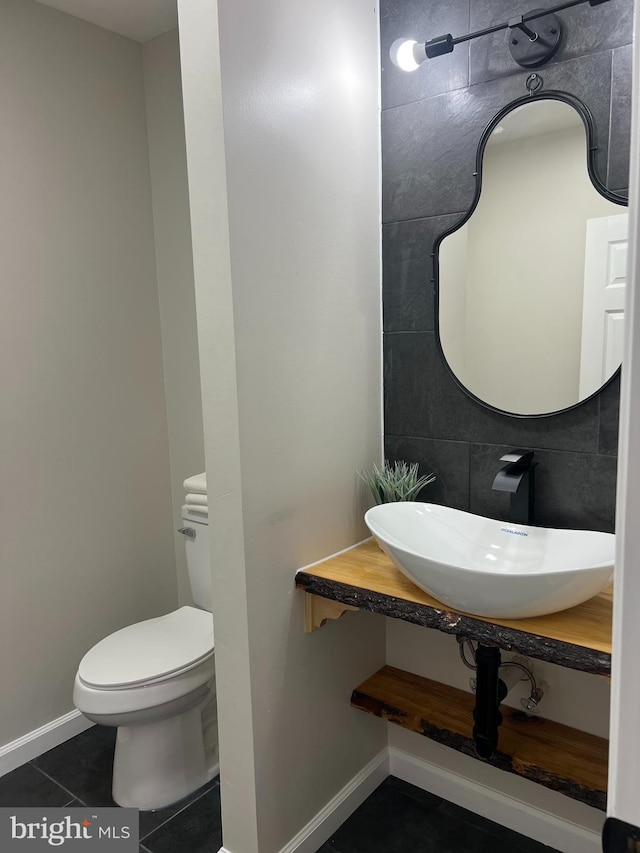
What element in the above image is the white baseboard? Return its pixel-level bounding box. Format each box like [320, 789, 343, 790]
[216, 749, 388, 853]
[0, 710, 94, 777]
[278, 748, 388, 853]
[389, 746, 603, 853]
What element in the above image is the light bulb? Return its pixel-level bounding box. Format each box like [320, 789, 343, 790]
[390, 38, 423, 72]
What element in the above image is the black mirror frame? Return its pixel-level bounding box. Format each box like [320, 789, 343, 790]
[433, 89, 627, 419]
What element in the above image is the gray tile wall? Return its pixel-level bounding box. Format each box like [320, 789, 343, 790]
[381, 0, 632, 533]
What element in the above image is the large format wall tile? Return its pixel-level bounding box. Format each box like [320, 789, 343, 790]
[380, 0, 470, 110]
[598, 374, 621, 456]
[469, 0, 633, 87]
[384, 332, 438, 437]
[381, 0, 630, 533]
[382, 51, 613, 222]
[610, 187, 629, 199]
[384, 332, 600, 452]
[469, 444, 617, 532]
[609, 44, 633, 191]
[383, 214, 460, 332]
[385, 434, 471, 510]
[383, 86, 505, 223]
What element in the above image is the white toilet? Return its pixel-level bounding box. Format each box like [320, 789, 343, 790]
[73, 508, 217, 810]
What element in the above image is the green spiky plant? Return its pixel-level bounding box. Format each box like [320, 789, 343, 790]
[359, 460, 435, 505]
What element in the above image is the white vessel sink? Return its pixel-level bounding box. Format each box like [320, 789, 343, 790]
[364, 502, 614, 619]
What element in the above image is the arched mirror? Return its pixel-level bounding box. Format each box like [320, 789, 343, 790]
[436, 94, 628, 417]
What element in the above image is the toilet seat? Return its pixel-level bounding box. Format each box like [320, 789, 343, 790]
[78, 606, 214, 689]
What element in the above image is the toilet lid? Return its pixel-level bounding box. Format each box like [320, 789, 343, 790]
[78, 606, 214, 688]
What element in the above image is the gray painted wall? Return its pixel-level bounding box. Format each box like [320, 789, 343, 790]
[381, 0, 632, 532]
[143, 29, 205, 606]
[0, 0, 178, 746]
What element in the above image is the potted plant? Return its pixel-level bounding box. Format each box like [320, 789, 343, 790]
[359, 459, 435, 505]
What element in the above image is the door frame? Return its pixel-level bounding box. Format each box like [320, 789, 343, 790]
[607, 0, 640, 836]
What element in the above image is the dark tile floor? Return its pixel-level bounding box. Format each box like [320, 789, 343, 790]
[0, 726, 221, 852]
[0, 725, 560, 852]
[320, 776, 560, 853]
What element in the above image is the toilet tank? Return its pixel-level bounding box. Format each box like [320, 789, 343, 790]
[181, 507, 213, 611]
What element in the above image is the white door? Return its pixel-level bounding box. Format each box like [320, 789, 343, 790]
[579, 213, 628, 398]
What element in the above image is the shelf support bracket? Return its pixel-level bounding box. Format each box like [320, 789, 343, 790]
[305, 594, 358, 633]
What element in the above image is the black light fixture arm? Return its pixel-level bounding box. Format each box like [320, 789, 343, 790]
[422, 0, 609, 62]
[427, 0, 609, 56]
[509, 18, 540, 42]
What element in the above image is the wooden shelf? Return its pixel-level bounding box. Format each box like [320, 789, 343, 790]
[296, 540, 612, 676]
[352, 666, 608, 810]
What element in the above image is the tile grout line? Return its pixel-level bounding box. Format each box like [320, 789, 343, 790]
[30, 765, 82, 807]
[26, 732, 218, 844]
[381, 43, 629, 115]
[466, 438, 472, 513]
[139, 779, 220, 843]
[597, 386, 603, 454]
[382, 211, 468, 227]
[385, 433, 604, 457]
[606, 48, 615, 188]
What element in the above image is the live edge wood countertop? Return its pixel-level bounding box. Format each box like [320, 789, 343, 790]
[295, 540, 613, 676]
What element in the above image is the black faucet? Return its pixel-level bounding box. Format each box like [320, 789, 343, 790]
[492, 449, 536, 525]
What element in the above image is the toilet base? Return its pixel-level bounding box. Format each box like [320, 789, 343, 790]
[112, 692, 219, 810]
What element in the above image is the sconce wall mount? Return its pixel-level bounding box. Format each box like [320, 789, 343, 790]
[508, 11, 562, 68]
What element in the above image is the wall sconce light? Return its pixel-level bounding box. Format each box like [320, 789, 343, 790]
[390, 0, 610, 73]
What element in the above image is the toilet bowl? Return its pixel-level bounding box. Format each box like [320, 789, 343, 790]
[73, 509, 217, 810]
